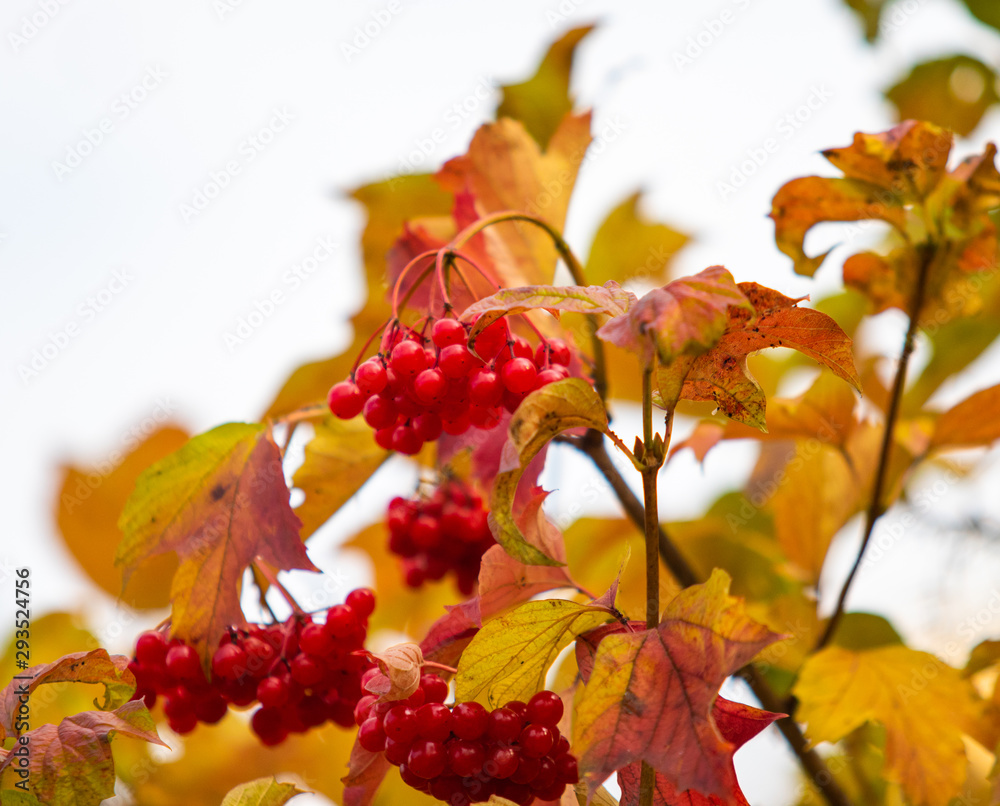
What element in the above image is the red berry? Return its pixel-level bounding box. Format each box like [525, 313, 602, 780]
[358, 716, 387, 752]
[390, 339, 429, 376]
[168, 711, 199, 735]
[468, 404, 502, 430]
[518, 724, 554, 758]
[441, 411, 471, 435]
[385, 736, 413, 765]
[533, 755, 558, 788]
[193, 692, 228, 724]
[487, 707, 522, 743]
[363, 395, 398, 429]
[526, 690, 564, 727]
[135, 632, 168, 666]
[211, 642, 246, 680]
[257, 676, 290, 708]
[300, 623, 334, 657]
[251, 707, 288, 746]
[505, 700, 528, 720]
[473, 318, 510, 360]
[408, 739, 447, 779]
[413, 368, 447, 404]
[438, 344, 477, 378]
[447, 739, 486, 776]
[355, 359, 388, 395]
[512, 337, 533, 359]
[346, 588, 376, 618]
[412, 412, 443, 442]
[328, 381, 364, 419]
[501, 358, 538, 394]
[452, 701, 489, 740]
[165, 644, 203, 681]
[469, 368, 503, 406]
[535, 339, 572, 367]
[555, 753, 579, 783]
[534, 366, 569, 389]
[502, 388, 529, 414]
[420, 674, 449, 704]
[354, 694, 378, 725]
[487, 745, 519, 779]
[384, 705, 419, 743]
[432, 318, 467, 348]
[511, 754, 540, 785]
[291, 654, 324, 686]
[374, 426, 395, 450]
[411, 514, 441, 550]
[416, 702, 453, 741]
[325, 604, 359, 638]
[163, 687, 194, 721]
[391, 425, 423, 455]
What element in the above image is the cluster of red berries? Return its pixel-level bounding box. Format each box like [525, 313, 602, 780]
[327, 316, 573, 454]
[355, 677, 578, 806]
[387, 479, 495, 595]
[128, 588, 376, 745]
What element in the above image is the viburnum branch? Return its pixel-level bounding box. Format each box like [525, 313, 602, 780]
[814, 242, 938, 652]
[252, 557, 305, 618]
[572, 429, 853, 806]
[391, 250, 439, 316]
[451, 210, 610, 403]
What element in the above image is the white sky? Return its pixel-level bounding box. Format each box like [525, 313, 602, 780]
[4, 0, 1000, 803]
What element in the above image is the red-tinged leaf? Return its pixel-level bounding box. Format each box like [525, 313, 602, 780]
[597, 267, 751, 368]
[669, 422, 726, 463]
[0, 700, 165, 806]
[342, 739, 392, 806]
[770, 176, 908, 277]
[478, 489, 574, 621]
[419, 600, 481, 670]
[0, 649, 134, 741]
[616, 698, 783, 806]
[461, 281, 635, 351]
[115, 423, 315, 667]
[436, 113, 592, 287]
[930, 383, 1000, 450]
[575, 620, 644, 682]
[672, 282, 860, 430]
[490, 379, 607, 566]
[821, 120, 953, 200]
[573, 569, 784, 801]
[364, 643, 423, 701]
[496, 25, 594, 149]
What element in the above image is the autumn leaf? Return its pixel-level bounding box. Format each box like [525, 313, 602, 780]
[419, 600, 481, 670]
[794, 645, 982, 806]
[292, 415, 390, 539]
[460, 280, 635, 349]
[116, 423, 315, 666]
[0, 649, 135, 741]
[929, 382, 1000, 450]
[220, 777, 306, 806]
[885, 55, 999, 138]
[616, 697, 783, 806]
[436, 113, 592, 287]
[0, 700, 165, 806]
[597, 266, 751, 369]
[496, 25, 593, 148]
[455, 599, 613, 707]
[490, 378, 607, 566]
[55, 425, 188, 609]
[585, 191, 689, 287]
[364, 643, 423, 701]
[573, 569, 784, 801]
[342, 741, 393, 806]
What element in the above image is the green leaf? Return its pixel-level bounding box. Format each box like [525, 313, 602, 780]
[220, 777, 307, 806]
[585, 192, 689, 286]
[490, 379, 608, 566]
[455, 599, 613, 707]
[496, 25, 594, 148]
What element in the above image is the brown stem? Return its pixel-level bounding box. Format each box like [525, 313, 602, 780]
[573, 430, 853, 806]
[252, 557, 304, 617]
[814, 243, 936, 653]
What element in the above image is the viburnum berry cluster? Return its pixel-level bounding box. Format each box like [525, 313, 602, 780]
[355, 677, 579, 806]
[327, 315, 574, 454]
[387, 478, 495, 595]
[128, 588, 377, 745]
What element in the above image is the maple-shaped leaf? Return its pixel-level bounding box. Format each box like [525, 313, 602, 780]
[455, 598, 613, 707]
[794, 645, 982, 806]
[292, 415, 389, 539]
[573, 569, 784, 802]
[496, 25, 593, 149]
[436, 113, 592, 287]
[673, 282, 860, 431]
[490, 378, 607, 566]
[0, 700, 165, 806]
[116, 423, 315, 666]
[220, 777, 306, 806]
[0, 649, 135, 741]
[597, 266, 752, 370]
[617, 697, 783, 806]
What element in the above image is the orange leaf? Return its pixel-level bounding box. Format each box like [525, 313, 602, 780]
[930, 382, 1000, 450]
[116, 423, 315, 667]
[573, 569, 784, 801]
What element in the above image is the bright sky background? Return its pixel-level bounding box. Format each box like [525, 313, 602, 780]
[4, 0, 1000, 803]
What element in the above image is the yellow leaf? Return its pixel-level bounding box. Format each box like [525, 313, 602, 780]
[455, 599, 612, 707]
[490, 379, 607, 565]
[794, 645, 982, 806]
[930, 382, 1000, 450]
[55, 426, 188, 609]
[220, 777, 306, 806]
[292, 415, 389, 539]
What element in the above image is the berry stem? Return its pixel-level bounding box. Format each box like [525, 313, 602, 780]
[273, 403, 329, 427]
[391, 250, 440, 317]
[421, 660, 458, 674]
[350, 317, 392, 374]
[252, 557, 305, 618]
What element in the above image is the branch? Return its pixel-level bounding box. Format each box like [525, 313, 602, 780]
[572, 430, 853, 806]
[814, 243, 936, 652]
